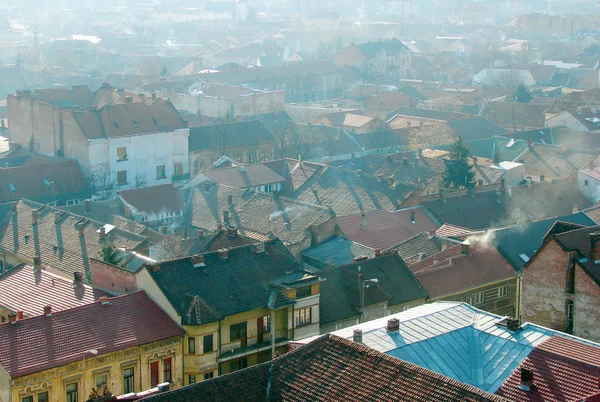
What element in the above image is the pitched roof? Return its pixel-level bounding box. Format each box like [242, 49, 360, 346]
[318, 253, 428, 325]
[495, 336, 600, 402]
[314, 302, 600, 395]
[188, 119, 273, 151]
[0, 264, 109, 318]
[203, 165, 286, 188]
[393, 232, 462, 265]
[0, 160, 90, 204]
[482, 102, 546, 130]
[0, 291, 184, 378]
[492, 212, 595, 271]
[336, 208, 440, 250]
[302, 236, 375, 269]
[292, 167, 417, 216]
[448, 116, 508, 141]
[141, 334, 508, 402]
[356, 39, 411, 59]
[118, 184, 185, 215]
[144, 239, 303, 325]
[508, 179, 592, 220]
[409, 242, 514, 299]
[514, 143, 597, 180]
[466, 136, 529, 162]
[436, 223, 473, 237]
[423, 189, 530, 230]
[188, 184, 333, 245]
[365, 92, 411, 112]
[0, 199, 148, 277]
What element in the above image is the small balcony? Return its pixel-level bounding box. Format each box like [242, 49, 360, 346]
[219, 329, 291, 362]
[172, 173, 190, 182]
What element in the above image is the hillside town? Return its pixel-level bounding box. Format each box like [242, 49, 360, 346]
[3, 0, 600, 401]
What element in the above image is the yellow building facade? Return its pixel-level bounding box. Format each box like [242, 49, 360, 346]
[7, 336, 182, 402]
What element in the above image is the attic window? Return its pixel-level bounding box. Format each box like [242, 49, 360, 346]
[8, 183, 15, 192]
[518, 253, 530, 263]
[43, 179, 51, 188]
[113, 121, 119, 128]
[133, 120, 139, 127]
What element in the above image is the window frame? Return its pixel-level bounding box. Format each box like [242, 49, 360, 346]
[123, 367, 135, 394]
[163, 357, 172, 383]
[566, 254, 576, 294]
[173, 162, 184, 176]
[567, 300, 574, 322]
[156, 165, 166, 180]
[117, 170, 128, 186]
[471, 291, 485, 305]
[66, 382, 78, 402]
[203, 334, 214, 353]
[117, 147, 128, 161]
[262, 315, 271, 332]
[37, 392, 49, 402]
[296, 285, 312, 299]
[188, 337, 196, 355]
[188, 375, 196, 384]
[150, 361, 159, 388]
[21, 396, 33, 402]
[230, 322, 247, 342]
[497, 285, 509, 298]
[204, 372, 214, 381]
[295, 307, 312, 327]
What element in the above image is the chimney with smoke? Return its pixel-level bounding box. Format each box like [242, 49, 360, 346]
[591, 232, 600, 261]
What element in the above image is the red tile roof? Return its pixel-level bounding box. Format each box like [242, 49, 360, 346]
[0, 291, 184, 378]
[141, 334, 510, 402]
[495, 336, 600, 402]
[409, 242, 514, 298]
[337, 208, 438, 250]
[0, 264, 109, 318]
[436, 223, 473, 237]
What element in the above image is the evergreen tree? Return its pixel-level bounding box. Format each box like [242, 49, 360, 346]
[512, 82, 533, 103]
[442, 136, 474, 189]
[160, 65, 168, 76]
[99, 243, 124, 266]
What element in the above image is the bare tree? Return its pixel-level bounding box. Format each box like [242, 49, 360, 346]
[89, 164, 115, 199]
[485, 101, 522, 132]
[134, 173, 147, 188]
[493, 70, 524, 88]
[214, 120, 232, 156]
[425, 96, 462, 112]
[371, 118, 399, 155]
[406, 122, 455, 151]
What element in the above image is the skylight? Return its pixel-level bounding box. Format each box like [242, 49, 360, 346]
[43, 179, 51, 188]
[8, 183, 15, 192]
[518, 253, 530, 263]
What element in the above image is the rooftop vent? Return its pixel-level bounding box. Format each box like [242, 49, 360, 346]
[252, 243, 265, 253]
[520, 368, 534, 391]
[44, 305, 52, 317]
[192, 255, 205, 267]
[353, 329, 363, 344]
[99, 296, 111, 306]
[387, 318, 400, 332]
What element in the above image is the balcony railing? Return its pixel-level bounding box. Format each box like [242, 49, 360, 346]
[219, 332, 291, 362]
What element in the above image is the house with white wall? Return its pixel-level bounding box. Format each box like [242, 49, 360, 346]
[578, 154, 600, 203]
[7, 85, 189, 196]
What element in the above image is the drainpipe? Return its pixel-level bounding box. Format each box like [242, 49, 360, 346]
[217, 319, 222, 376]
[180, 334, 185, 388]
[271, 309, 276, 358]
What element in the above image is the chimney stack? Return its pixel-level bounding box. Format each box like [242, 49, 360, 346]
[501, 178, 505, 189]
[228, 195, 233, 206]
[77, 223, 85, 237]
[197, 230, 204, 238]
[591, 232, 600, 261]
[99, 296, 110, 305]
[44, 305, 52, 317]
[540, 175, 544, 182]
[388, 176, 395, 188]
[54, 212, 61, 224]
[360, 213, 367, 230]
[31, 210, 38, 225]
[506, 317, 520, 331]
[99, 226, 106, 239]
[124, 204, 132, 219]
[11, 201, 17, 213]
[9, 313, 17, 325]
[357, 169, 362, 176]
[353, 329, 363, 344]
[527, 140, 532, 149]
[252, 242, 266, 253]
[33, 256, 41, 271]
[73, 272, 83, 286]
[387, 318, 400, 332]
[217, 223, 223, 231]
[227, 226, 237, 239]
[573, 204, 579, 214]
[520, 368, 534, 391]
[410, 210, 415, 223]
[473, 156, 478, 166]
[375, 249, 381, 257]
[351, 152, 355, 163]
[161, 225, 168, 234]
[192, 255, 205, 267]
[461, 242, 469, 255]
[403, 158, 408, 165]
[219, 249, 228, 259]
[223, 210, 230, 224]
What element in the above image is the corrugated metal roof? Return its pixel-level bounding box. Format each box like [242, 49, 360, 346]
[314, 302, 600, 394]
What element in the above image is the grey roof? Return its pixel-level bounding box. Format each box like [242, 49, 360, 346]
[318, 253, 428, 325]
[188, 184, 333, 245]
[188, 119, 273, 152]
[493, 212, 596, 271]
[356, 39, 411, 59]
[302, 236, 375, 269]
[393, 232, 462, 265]
[203, 165, 286, 188]
[448, 117, 508, 141]
[292, 166, 417, 216]
[144, 239, 303, 325]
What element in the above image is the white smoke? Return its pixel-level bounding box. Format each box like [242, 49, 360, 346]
[269, 205, 307, 221]
[464, 230, 497, 252]
[188, 81, 203, 96]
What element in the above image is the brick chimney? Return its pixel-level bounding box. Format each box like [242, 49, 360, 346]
[33, 256, 41, 271]
[9, 313, 17, 325]
[54, 212, 61, 224]
[506, 317, 520, 331]
[357, 169, 362, 176]
[99, 296, 110, 305]
[84, 199, 90, 213]
[73, 272, 83, 286]
[227, 226, 237, 239]
[591, 232, 600, 261]
[353, 329, 363, 343]
[228, 195, 233, 206]
[204, 181, 212, 192]
[223, 210, 230, 224]
[197, 230, 204, 238]
[520, 368, 534, 391]
[31, 210, 38, 225]
[124, 204, 132, 219]
[220, 249, 228, 259]
[461, 243, 469, 255]
[44, 305, 52, 317]
[192, 255, 205, 267]
[387, 318, 400, 332]
[573, 205, 579, 214]
[375, 249, 381, 257]
[99, 226, 106, 240]
[161, 225, 168, 234]
[410, 210, 415, 223]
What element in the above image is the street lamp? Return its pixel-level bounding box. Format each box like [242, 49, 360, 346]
[360, 277, 379, 323]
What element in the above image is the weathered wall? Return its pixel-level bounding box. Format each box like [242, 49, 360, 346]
[522, 240, 570, 330]
[89, 258, 137, 295]
[572, 263, 600, 341]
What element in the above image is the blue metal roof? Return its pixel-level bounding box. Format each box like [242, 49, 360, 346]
[324, 302, 597, 394]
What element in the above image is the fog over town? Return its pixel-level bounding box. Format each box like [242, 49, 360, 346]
[2, 0, 600, 401]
